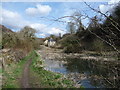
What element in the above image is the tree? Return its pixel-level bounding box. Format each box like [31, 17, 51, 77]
[84, 2, 120, 54]
[72, 11, 85, 32]
[18, 26, 36, 39]
[66, 11, 85, 34]
[67, 22, 76, 34]
[16, 26, 37, 52]
[88, 16, 99, 29]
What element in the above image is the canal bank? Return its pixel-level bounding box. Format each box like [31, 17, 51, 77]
[37, 45, 120, 88]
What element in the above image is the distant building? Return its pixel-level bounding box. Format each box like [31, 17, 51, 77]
[44, 38, 56, 47]
[44, 40, 48, 46]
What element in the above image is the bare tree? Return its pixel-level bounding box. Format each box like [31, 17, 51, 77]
[83, 2, 120, 54]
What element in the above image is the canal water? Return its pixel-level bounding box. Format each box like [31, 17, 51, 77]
[44, 57, 120, 88]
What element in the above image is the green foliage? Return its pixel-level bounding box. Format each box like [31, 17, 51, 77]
[2, 25, 42, 53]
[2, 32, 17, 48]
[18, 26, 36, 39]
[2, 51, 34, 88]
[60, 34, 81, 53]
[30, 51, 75, 88]
[92, 39, 104, 52]
[14, 26, 36, 52]
[32, 54, 44, 69]
[59, 4, 120, 53]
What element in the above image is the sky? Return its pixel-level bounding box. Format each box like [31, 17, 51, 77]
[1, 0, 120, 38]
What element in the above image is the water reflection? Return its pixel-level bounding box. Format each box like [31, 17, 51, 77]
[44, 58, 120, 88]
[44, 59, 69, 74]
[64, 58, 120, 88]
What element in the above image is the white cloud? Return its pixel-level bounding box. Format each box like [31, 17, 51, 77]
[2, 9, 30, 29]
[29, 23, 47, 33]
[29, 23, 66, 36]
[99, 4, 112, 13]
[48, 27, 65, 35]
[1, 8, 65, 38]
[39, 33, 46, 37]
[108, 0, 120, 4]
[99, 0, 120, 14]
[25, 4, 52, 16]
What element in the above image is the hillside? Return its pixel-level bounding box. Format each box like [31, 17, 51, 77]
[0, 25, 14, 33]
[0, 25, 17, 48]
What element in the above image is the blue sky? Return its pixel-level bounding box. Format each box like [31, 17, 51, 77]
[1, 0, 120, 38]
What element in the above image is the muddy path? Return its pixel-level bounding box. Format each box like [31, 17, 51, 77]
[20, 58, 33, 88]
[20, 45, 59, 88]
[19, 45, 118, 88]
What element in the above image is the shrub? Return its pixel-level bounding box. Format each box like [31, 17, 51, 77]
[60, 34, 81, 53]
[92, 39, 104, 52]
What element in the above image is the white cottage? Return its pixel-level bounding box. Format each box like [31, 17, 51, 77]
[44, 38, 56, 47]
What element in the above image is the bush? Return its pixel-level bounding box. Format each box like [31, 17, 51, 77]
[92, 39, 104, 52]
[2, 26, 42, 53]
[60, 34, 81, 53]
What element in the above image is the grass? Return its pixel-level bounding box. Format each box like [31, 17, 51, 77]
[2, 51, 34, 88]
[0, 68, 2, 73]
[2, 50, 84, 88]
[30, 51, 79, 88]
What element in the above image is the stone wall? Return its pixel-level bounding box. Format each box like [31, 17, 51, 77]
[0, 49, 26, 69]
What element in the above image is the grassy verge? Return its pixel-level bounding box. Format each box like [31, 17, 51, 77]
[0, 67, 2, 89]
[2, 51, 34, 88]
[2, 50, 84, 88]
[30, 51, 82, 88]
